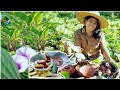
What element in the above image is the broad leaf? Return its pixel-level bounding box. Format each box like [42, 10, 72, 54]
[51, 61, 58, 74]
[92, 58, 101, 65]
[30, 53, 45, 62]
[60, 71, 70, 79]
[14, 12, 32, 26]
[1, 48, 20, 79]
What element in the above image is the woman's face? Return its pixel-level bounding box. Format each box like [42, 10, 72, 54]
[85, 17, 98, 32]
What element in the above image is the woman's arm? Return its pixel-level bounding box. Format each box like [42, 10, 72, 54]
[64, 30, 83, 54]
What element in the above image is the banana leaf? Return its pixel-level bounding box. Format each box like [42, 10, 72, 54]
[1, 47, 21, 79]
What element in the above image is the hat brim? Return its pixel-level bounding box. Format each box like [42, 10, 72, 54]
[76, 11, 109, 29]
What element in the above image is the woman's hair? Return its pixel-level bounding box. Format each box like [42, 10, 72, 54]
[83, 16, 101, 40]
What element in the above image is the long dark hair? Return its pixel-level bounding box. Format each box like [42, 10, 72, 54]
[83, 16, 101, 40]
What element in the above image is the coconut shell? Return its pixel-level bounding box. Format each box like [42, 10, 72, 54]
[79, 65, 96, 78]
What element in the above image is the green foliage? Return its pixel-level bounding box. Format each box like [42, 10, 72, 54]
[1, 47, 20, 79]
[1, 26, 21, 51]
[60, 71, 70, 79]
[57, 11, 75, 19]
[103, 19, 120, 61]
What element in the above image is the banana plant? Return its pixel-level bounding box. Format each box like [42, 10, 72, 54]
[1, 27, 21, 51]
[1, 12, 26, 51]
[28, 26, 49, 51]
[13, 12, 50, 51]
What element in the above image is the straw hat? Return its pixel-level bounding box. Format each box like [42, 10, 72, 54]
[76, 11, 109, 29]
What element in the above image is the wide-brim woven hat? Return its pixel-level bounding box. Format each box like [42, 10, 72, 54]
[76, 11, 109, 29]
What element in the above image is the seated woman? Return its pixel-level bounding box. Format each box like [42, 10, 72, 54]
[64, 11, 116, 64]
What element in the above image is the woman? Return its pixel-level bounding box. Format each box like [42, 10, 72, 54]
[65, 11, 116, 64]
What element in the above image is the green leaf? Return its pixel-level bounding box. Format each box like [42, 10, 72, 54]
[116, 62, 120, 68]
[12, 29, 21, 41]
[14, 12, 32, 26]
[102, 73, 108, 78]
[30, 53, 44, 62]
[31, 27, 42, 36]
[51, 61, 58, 74]
[60, 71, 70, 79]
[26, 15, 32, 26]
[40, 29, 49, 41]
[2, 28, 11, 36]
[2, 12, 21, 25]
[1, 47, 21, 79]
[92, 58, 101, 65]
[19, 69, 28, 79]
[32, 12, 43, 24]
[97, 76, 106, 79]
